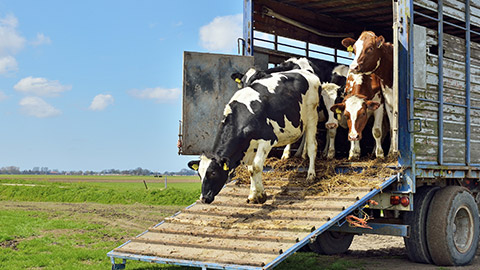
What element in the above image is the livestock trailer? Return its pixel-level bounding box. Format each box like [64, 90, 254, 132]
[109, 0, 480, 268]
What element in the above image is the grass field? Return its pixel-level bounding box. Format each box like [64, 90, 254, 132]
[0, 175, 368, 270]
[0, 174, 198, 182]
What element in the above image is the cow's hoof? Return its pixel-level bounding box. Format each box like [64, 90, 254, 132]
[307, 173, 316, 182]
[376, 151, 384, 159]
[348, 155, 360, 160]
[247, 192, 267, 204]
[327, 151, 335, 159]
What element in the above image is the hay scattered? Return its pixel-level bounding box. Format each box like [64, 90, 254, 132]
[234, 155, 401, 196]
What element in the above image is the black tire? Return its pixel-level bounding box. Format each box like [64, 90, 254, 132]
[403, 185, 440, 264]
[426, 186, 480, 266]
[308, 231, 354, 255]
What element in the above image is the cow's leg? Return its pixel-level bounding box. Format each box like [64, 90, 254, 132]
[281, 144, 291, 160]
[349, 140, 361, 160]
[324, 109, 338, 159]
[326, 128, 337, 159]
[372, 104, 385, 158]
[247, 140, 271, 204]
[295, 135, 306, 158]
[385, 103, 396, 156]
[322, 133, 329, 157]
[382, 86, 396, 156]
[304, 111, 318, 181]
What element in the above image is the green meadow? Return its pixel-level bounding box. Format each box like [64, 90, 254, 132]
[0, 177, 200, 206]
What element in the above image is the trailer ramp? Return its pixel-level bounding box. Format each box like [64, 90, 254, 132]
[108, 174, 398, 270]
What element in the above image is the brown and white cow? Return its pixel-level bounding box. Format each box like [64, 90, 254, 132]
[341, 31, 395, 156]
[331, 73, 384, 159]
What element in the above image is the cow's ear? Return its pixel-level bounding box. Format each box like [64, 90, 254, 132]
[366, 100, 381, 111]
[220, 157, 230, 171]
[341, 38, 356, 49]
[330, 103, 345, 113]
[188, 160, 200, 171]
[376, 35, 385, 48]
[231, 72, 244, 84]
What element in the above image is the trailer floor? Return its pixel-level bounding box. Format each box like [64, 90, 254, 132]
[108, 174, 398, 269]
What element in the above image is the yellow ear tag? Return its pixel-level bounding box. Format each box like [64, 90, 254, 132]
[347, 45, 353, 57]
[336, 108, 342, 121]
[223, 163, 229, 171]
[235, 78, 242, 85]
[192, 164, 199, 171]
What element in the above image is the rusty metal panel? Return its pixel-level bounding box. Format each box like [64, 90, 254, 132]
[181, 52, 254, 155]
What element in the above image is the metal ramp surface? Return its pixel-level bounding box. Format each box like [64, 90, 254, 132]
[108, 174, 398, 270]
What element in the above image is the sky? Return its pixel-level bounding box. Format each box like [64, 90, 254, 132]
[0, 0, 244, 172]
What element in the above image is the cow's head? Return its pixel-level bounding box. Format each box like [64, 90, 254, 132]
[321, 82, 342, 129]
[342, 31, 385, 74]
[231, 68, 260, 89]
[331, 94, 380, 141]
[188, 155, 230, 204]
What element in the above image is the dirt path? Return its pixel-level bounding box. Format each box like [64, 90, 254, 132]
[1, 201, 479, 269]
[347, 234, 480, 269]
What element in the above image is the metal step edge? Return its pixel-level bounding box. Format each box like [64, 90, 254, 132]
[127, 238, 285, 255]
[111, 248, 269, 268]
[175, 209, 336, 222]
[164, 219, 315, 233]
[199, 201, 347, 211]
[146, 227, 299, 243]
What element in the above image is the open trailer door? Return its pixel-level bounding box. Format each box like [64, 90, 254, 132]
[180, 52, 254, 155]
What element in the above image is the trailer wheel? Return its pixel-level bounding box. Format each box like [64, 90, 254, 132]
[426, 186, 480, 266]
[308, 231, 354, 255]
[403, 185, 440, 264]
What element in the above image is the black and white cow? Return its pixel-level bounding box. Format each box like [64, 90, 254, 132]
[231, 58, 349, 160]
[189, 58, 320, 204]
[319, 65, 349, 159]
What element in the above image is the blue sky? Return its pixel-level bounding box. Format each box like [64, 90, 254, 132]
[0, 1, 243, 172]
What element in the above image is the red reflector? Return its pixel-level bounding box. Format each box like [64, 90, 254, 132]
[400, 196, 410, 207]
[390, 195, 400, 205]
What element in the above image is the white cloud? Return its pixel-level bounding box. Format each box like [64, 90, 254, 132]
[0, 14, 25, 55]
[0, 55, 18, 74]
[14, 76, 72, 97]
[199, 14, 242, 53]
[89, 94, 114, 111]
[31, 33, 51, 46]
[19, 96, 61, 118]
[0, 14, 25, 75]
[128, 87, 180, 103]
[0, 91, 7, 101]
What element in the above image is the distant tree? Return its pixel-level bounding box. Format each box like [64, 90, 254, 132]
[179, 168, 196, 176]
[0, 166, 21, 174]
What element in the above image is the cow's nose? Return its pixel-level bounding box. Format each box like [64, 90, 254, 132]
[349, 134, 360, 141]
[325, 122, 338, 129]
[201, 196, 214, 204]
